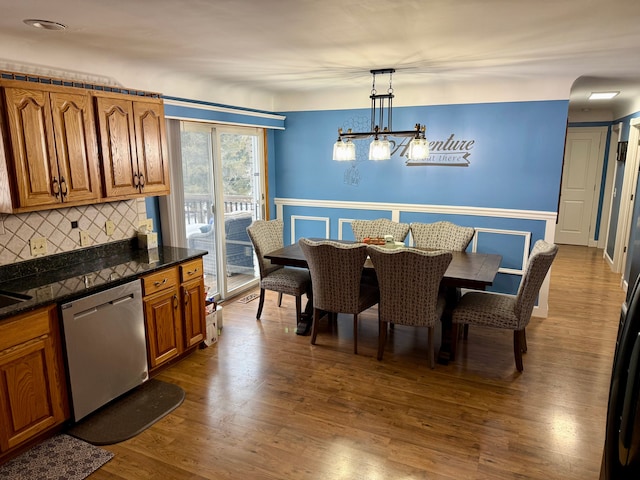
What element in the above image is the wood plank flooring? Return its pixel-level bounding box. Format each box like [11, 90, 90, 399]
[91, 245, 625, 479]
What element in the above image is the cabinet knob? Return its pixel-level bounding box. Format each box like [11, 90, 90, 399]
[52, 177, 60, 198]
[60, 176, 68, 198]
[139, 173, 145, 189]
[133, 173, 139, 187]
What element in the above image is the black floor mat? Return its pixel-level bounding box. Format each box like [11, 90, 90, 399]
[67, 379, 185, 446]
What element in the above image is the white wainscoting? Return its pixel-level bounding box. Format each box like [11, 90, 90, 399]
[275, 198, 557, 317]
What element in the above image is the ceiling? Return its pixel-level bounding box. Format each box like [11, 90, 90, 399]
[2, 0, 640, 114]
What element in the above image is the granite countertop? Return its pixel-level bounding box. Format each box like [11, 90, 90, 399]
[0, 239, 207, 321]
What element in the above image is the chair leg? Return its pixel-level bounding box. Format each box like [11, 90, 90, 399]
[463, 324, 469, 340]
[311, 308, 321, 345]
[353, 314, 359, 354]
[256, 288, 266, 320]
[378, 320, 388, 361]
[295, 295, 302, 324]
[428, 325, 435, 369]
[522, 328, 528, 353]
[514, 330, 524, 372]
[278, 292, 283, 307]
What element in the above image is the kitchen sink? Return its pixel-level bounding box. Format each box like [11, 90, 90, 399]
[0, 290, 32, 309]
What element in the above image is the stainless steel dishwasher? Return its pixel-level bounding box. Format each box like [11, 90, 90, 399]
[61, 279, 148, 421]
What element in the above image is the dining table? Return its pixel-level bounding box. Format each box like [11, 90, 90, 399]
[264, 240, 502, 364]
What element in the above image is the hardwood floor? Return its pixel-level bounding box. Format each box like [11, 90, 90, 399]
[91, 245, 625, 479]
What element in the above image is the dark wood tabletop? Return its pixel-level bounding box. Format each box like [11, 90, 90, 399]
[265, 242, 502, 290]
[265, 240, 502, 363]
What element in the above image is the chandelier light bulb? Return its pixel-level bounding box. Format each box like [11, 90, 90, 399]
[369, 137, 391, 161]
[407, 137, 430, 161]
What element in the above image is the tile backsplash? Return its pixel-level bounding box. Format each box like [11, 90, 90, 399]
[0, 199, 147, 266]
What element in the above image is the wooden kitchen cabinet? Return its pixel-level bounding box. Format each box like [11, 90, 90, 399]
[94, 92, 170, 199]
[141, 258, 206, 372]
[142, 266, 182, 369]
[0, 305, 69, 455]
[0, 81, 101, 213]
[180, 258, 206, 348]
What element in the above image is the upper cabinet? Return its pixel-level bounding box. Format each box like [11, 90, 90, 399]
[94, 93, 170, 199]
[0, 82, 100, 212]
[0, 77, 170, 214]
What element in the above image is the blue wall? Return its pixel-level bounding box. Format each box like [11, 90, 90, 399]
[150, 97, 568, 300]
[274, 101, 568, 211]
[272, 100, 568, 297]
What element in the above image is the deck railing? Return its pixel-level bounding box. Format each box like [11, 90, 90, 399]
[184, 194, 254, 224]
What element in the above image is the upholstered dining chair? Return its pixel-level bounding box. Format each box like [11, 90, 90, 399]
[410, 221, 475, 251]
[246, 219, 310, 325]
[367, 246, 452, 368]
[299, 238, 379, 354]
[351, 218, 410, 243]
[451, 239, 558, 372]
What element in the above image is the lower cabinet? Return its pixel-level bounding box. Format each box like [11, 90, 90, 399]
[180, 258, 206, 348]
[141, 257, 206, 371]
[0, 305, 69, 455]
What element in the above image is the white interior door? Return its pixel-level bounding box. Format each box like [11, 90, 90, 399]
[555, 128, 606, 245]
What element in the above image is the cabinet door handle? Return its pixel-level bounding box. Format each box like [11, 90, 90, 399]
[133, 172, 139, 187]
[185, 291, 190, 306]
[60, 176, 68, 198]
[52, 177, 60, 198]
[139, 173, 145, 190]
[186, 268, 199, 276]
[173, 294, 178, 309]
[153, 278, 168, 287]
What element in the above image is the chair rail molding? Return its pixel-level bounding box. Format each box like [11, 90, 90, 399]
[275, 197, 557, 317]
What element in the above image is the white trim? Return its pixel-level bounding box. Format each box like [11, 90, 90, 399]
[276, 197, 556, 317]
[290, 215, 330, 243]
[274, 197, 556, 222]
[338, 218, 355, 240]
[474, 227, 532, 275]
[159, 119, 187, 248]
[600, 123, 620, 249]
[165, 114, 285, 130]
[163, 98, 286, 122]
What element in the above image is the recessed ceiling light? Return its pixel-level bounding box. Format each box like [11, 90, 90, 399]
[23, 19, 67, 31]
[589, 91, 619, 100]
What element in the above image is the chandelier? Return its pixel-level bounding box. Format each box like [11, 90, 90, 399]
[332, 68, 429, 162]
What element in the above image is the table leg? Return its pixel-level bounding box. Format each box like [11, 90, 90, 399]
[437, 286, 461, 365]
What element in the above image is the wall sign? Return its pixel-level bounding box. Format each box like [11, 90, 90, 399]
[400, 133, 474, 166]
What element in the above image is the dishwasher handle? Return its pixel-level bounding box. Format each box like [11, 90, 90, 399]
[73, 293, 135, 320]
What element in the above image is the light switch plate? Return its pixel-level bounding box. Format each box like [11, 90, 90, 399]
[105, 220, 115, 236]
[30, 237, 47, 256]
[80, 230, 91, 247]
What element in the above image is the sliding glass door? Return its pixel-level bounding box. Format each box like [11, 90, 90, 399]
[180, 123, 264, 299]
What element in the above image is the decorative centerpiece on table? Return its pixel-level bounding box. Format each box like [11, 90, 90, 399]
[363, 235, 405, 249]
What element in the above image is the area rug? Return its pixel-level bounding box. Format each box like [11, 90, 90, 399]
[67, 378, 185, 446]
[237, 292, 260, 303]
[0, 434, 113, 480]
